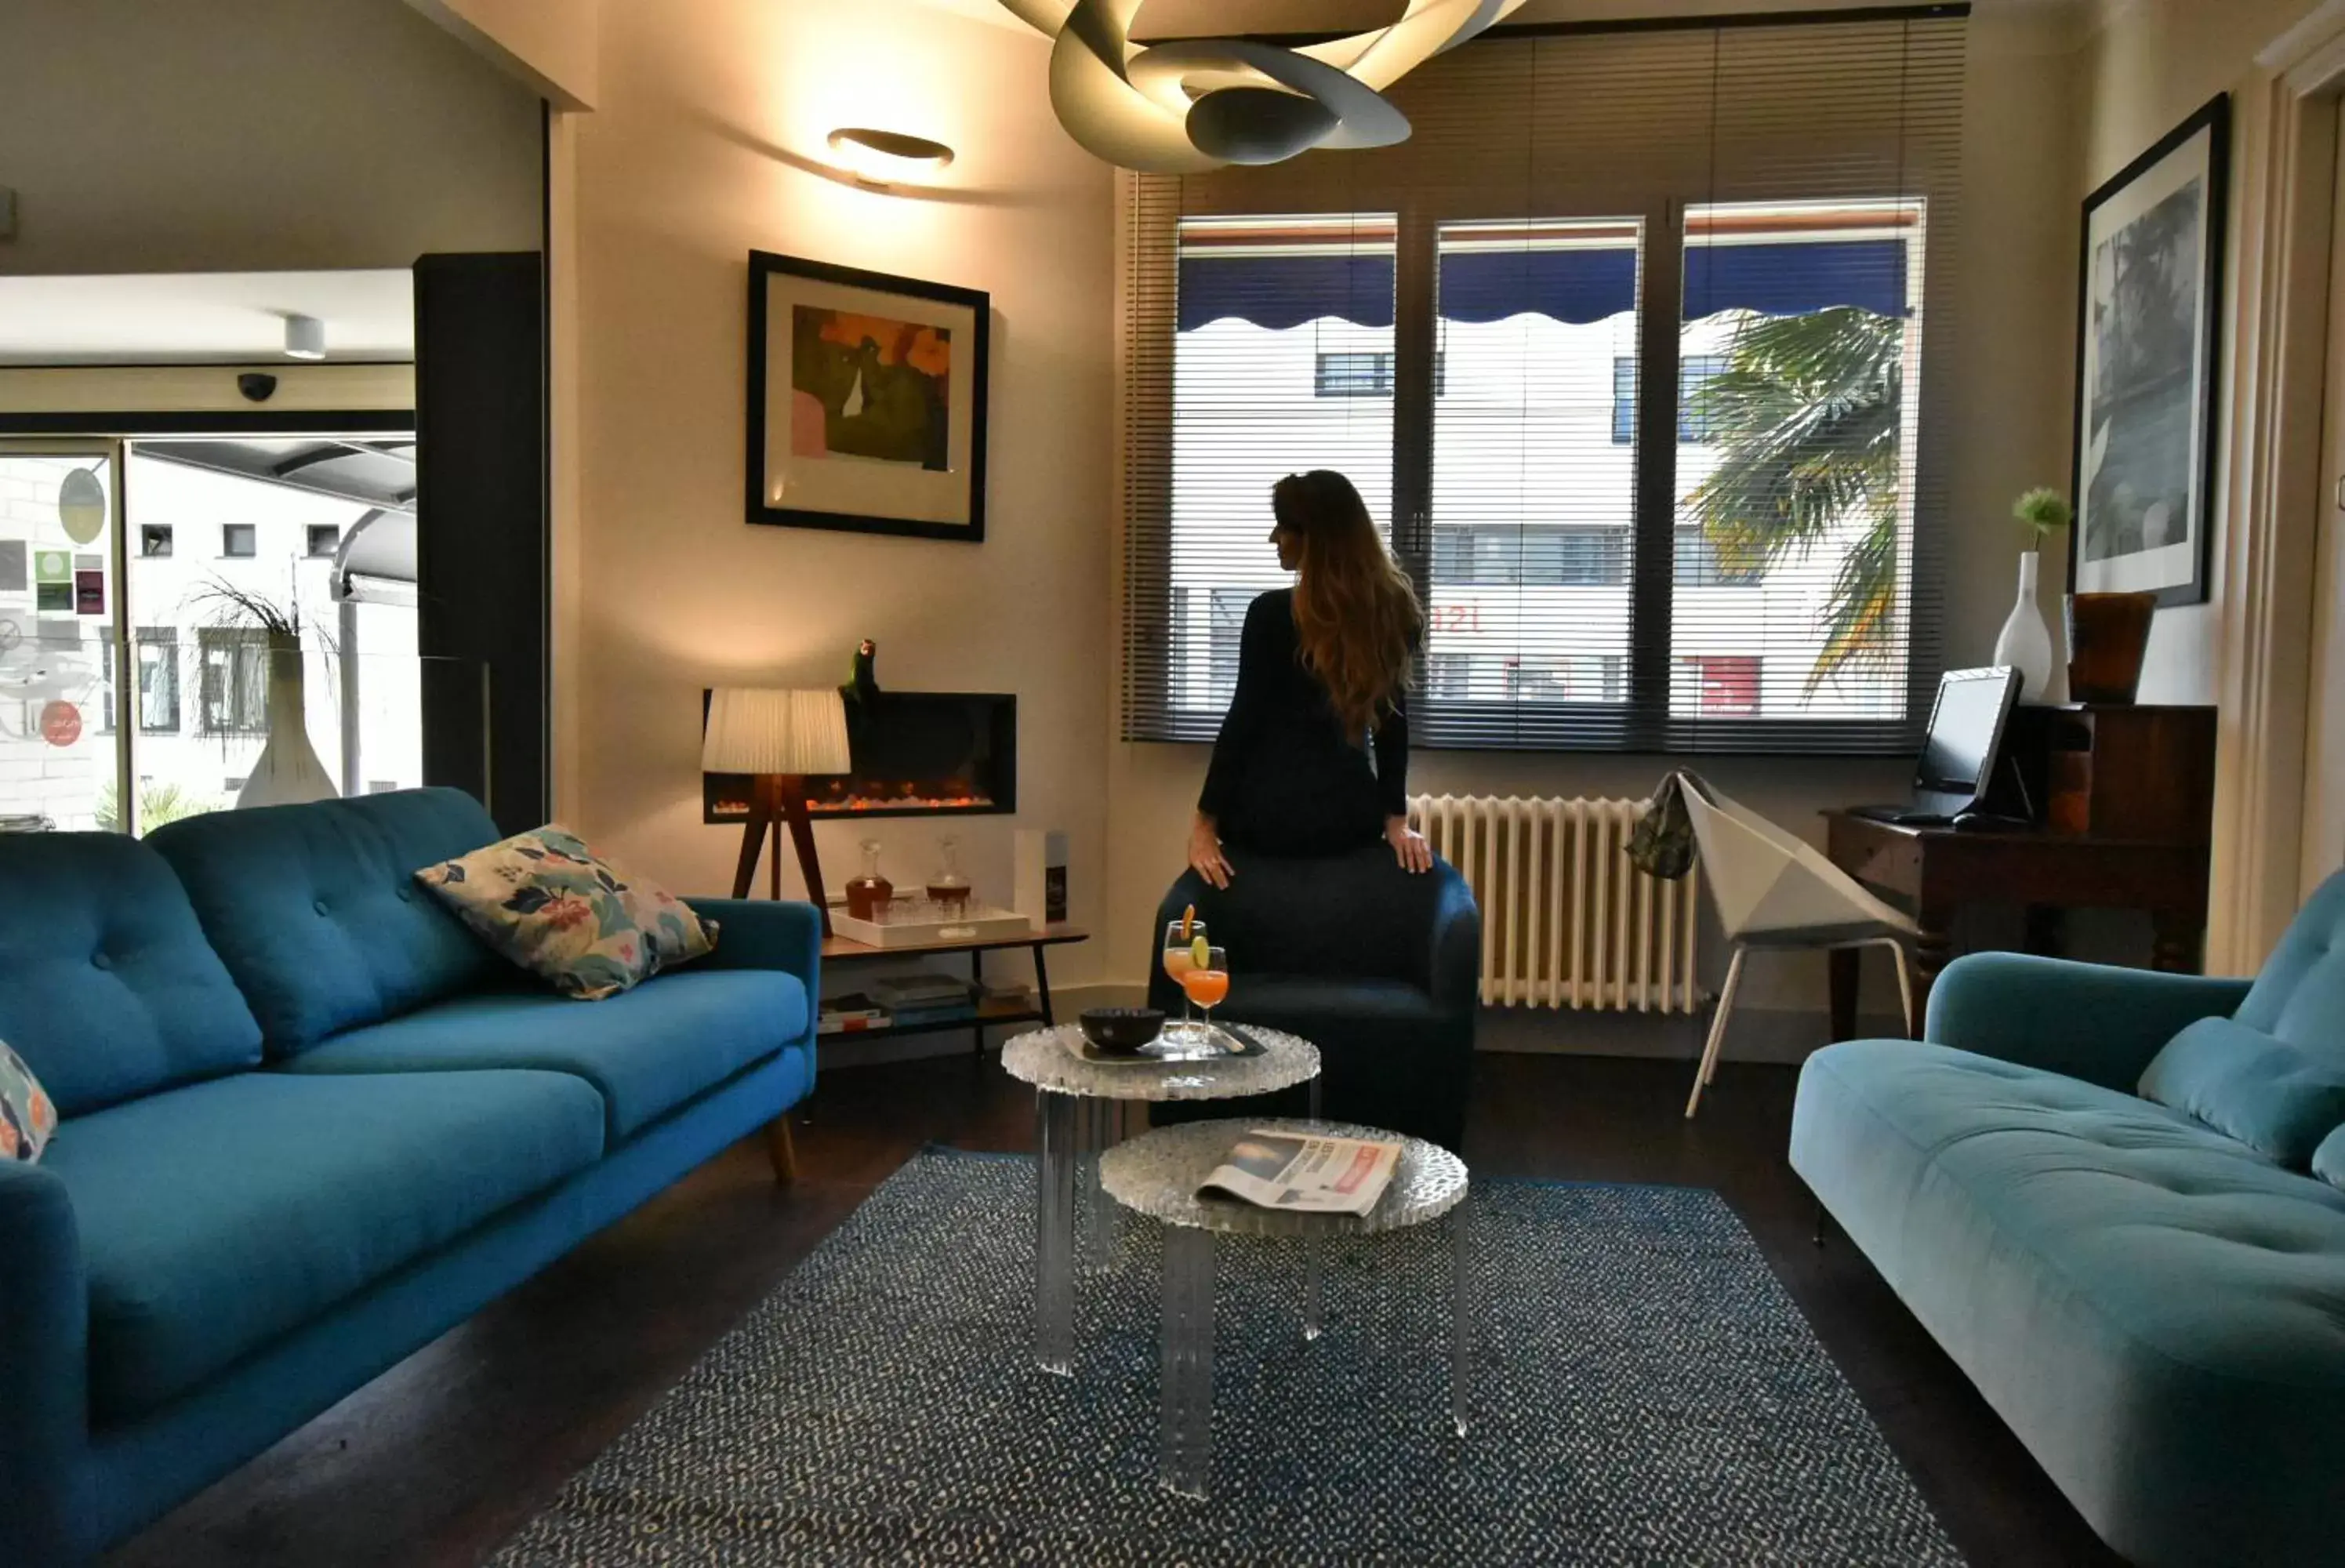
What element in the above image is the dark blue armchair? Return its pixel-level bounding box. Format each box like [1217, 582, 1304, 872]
[1147, 844, 1481, 1150]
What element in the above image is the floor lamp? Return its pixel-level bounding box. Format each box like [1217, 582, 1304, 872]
[702, 688, 853, 935]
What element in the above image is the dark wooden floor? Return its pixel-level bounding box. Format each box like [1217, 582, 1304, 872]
[108, 1051, 2120, 1568]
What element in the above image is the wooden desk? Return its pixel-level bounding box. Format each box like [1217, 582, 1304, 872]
[820, 923, 1089, 1055]
[1820, 811, 2209, 1037]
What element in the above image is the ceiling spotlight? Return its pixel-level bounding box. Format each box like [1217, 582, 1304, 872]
[283, 314, 326, 361]
[825, 126, 956, 187]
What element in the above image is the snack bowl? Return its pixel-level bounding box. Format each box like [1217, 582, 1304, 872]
[1078, 1006, 1165, 1055]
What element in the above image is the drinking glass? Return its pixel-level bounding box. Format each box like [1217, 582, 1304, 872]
[1162, 917, 1207, 1040]
[1179, 946, 1230, 1046]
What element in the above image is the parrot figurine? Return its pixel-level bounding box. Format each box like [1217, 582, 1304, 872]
[842, 639, 880, 708]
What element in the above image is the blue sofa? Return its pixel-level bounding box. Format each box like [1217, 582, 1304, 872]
[1147, 845, 1481, 1149]
[1790, 871, 2345, 1566]
[0, 789, 819, 1566]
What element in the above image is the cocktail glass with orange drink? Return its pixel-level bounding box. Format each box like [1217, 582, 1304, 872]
[1162, 912, 1207, 1041]
[1179, 945, 1230, 1045]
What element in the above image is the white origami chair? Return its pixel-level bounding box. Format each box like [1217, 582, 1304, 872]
[1678, 772, 1915, 1118]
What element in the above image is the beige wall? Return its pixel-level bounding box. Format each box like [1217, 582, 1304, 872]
[568, 0, 1116, 985]
[1101, 3, 2084, 1018]
[0, 0, 543, 276]
[2076, 0, 2329, 702]
[403, 0, 599, 108]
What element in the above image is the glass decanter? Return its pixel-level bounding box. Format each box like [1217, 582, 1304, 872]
[925, 835, 971, 915]
[844, 839, 893, 921]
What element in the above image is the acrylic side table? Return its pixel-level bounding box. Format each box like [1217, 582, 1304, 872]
[1100, 1118, 1472, 1499]
[999, 1025, 1321, 1376]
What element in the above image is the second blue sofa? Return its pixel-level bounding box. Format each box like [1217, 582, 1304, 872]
[1790, 872, 2345, 1566]
[0, 788, 820, 1566]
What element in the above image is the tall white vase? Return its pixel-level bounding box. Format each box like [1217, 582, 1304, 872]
[1991, 550, 2057, 703]
[236, 634, 340, 809]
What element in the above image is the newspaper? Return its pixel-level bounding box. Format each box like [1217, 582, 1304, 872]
[1196, 1128, 1403, 1217]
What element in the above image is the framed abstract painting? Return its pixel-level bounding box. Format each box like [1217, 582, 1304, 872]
[746, 252, 989, 542]
[2071, 94, 2228, 607]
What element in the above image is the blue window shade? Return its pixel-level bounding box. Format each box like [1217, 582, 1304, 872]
[1440, 248, 1637, 326]
[1683, 240, 1907, 319]
[1611, 358, 1636, 445]
[1178, 254, 1396, 332]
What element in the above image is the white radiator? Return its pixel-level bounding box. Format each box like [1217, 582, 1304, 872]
[1410, 793, 1706, 1014]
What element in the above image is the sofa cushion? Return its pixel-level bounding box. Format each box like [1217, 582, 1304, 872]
[277, 970, 807, 1140]
[2237, 868, 2345, 1051]
[2140, 1014, 2345, 1166]
[1799, 1038, 2345, 1370]
[0, 1039, 58, 1162]
[147, 789, 505, 1056]
[414, 826, 715, 1000]
[0, 830, 263, 1113]
[2315, 1124, 2345, 1192]
[43, 1069, 604, 1421]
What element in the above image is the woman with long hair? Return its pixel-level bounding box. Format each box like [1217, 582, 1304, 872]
[1189, 470, 1432, 886]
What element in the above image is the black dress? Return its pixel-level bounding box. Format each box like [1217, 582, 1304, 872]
[1198, 588, 1407, 856]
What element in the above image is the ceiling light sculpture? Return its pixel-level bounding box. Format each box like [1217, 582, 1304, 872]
[996, 0, 1525, 172]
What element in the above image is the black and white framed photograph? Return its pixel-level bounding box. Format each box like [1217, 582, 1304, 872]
[746, 251, 989, 542]
[2071, 93, 2228, 606]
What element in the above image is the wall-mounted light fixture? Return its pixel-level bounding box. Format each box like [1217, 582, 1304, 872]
[282, 314, 326, 361]
[825, 126, 956, 189]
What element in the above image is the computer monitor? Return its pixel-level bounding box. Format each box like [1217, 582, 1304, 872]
[1911, 666, 2022, 817]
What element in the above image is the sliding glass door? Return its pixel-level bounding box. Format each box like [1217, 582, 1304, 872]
[0, 442, 126, 832]
[0, 435, 426, 837]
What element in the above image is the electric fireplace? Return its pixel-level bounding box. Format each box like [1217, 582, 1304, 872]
[702, 688, 1015, 822]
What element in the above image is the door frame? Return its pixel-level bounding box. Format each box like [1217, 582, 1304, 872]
[2208, 2, 2345, 971]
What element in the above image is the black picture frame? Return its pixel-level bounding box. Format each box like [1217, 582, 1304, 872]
[2069, 93, 2228, 608]
[745, 250, 989, 543]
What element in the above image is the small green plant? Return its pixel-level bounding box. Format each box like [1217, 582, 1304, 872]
[2012, 487, 2073, 551]
[96, 779, 224, 836]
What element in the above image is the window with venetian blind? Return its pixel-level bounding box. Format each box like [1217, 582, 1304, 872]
[1120, 7, 1966, 754]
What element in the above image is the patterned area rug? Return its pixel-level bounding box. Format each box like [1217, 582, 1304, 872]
[492, 1148, 1960, 1566]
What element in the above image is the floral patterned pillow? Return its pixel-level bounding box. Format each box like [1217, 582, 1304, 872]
[1, 1039, 59, 1164]
[415, 826, 717, 1000]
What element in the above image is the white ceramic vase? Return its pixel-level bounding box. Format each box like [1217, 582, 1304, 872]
[236, 634, 339, 809]
[1991, 550, 2057, 703]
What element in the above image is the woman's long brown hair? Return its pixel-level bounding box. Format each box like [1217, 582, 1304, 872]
[1272, 470, 1422, 742]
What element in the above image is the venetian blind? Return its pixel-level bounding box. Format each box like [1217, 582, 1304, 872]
[1120, 7, 1967, 753]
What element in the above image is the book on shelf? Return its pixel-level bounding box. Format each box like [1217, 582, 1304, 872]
[882, 1001, 979, 1028]
[866, 973, 980, 1011]
[1196, 1129, 1403, 1217]
[818, 991, 890, 1034]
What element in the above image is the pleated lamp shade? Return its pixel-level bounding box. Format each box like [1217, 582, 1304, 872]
[701, 688, 851, 776]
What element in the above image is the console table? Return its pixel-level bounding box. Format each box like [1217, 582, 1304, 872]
[820, 922, 1088, 1055]
[1820, 812, 2210, 1037]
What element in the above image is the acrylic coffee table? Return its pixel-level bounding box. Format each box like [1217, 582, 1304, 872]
[1100, 1117, 1472, 1499]
[1000, 1023, 1321, 1375]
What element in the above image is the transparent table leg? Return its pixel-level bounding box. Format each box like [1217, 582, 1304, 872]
[1035, 1091, 1077, 1376]
[1303, 1233, 1323, 1341]
[1160, 1225, 1216, 1498]
[1308, 1073, 1322, 1120]
[1450, 1200, 1472, 1437]
[1081, 1097, 1116, 1272]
